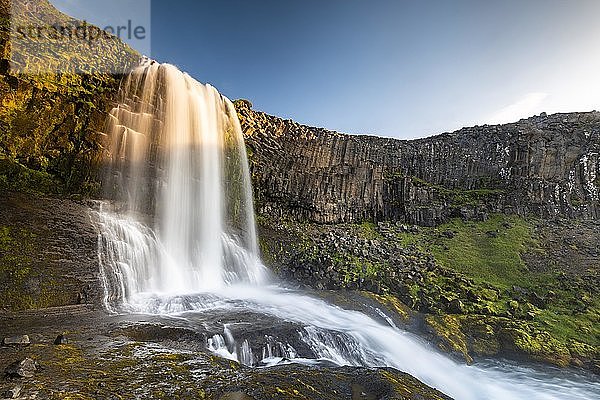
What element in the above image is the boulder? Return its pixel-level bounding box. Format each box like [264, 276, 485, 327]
[2, 385, 22, 399]
[53, 334, 68, 345]
[2, 335, 30, 346]
[5, 358, 37, 378]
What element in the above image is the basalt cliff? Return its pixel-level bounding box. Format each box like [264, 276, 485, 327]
[236, 99, 600, 225]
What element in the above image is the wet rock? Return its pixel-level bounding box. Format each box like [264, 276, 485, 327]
[2, 385, 22, 399]
[5, 358, 37, 378]
[2, 335, 30, 346]
[219, 392, 255, 400]
[351, 384, 377, 400]
[448, 299, 465, 314]
[54, 334, 68, 345]
[0, 193, 102, 312]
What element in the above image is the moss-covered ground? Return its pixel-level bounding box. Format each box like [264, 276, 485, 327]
[394, 215, 599, 359]
[258, 213, 600, 372]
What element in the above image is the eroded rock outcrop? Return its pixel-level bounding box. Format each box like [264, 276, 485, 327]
[237, 100, 600, 225]
[0, 0, 140, 194]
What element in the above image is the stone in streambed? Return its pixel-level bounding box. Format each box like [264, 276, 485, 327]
[2, 335, 30, 346]
[5, 358, 37, 378]
[54, 334, 68, 345]
[2, 385, 22, 399]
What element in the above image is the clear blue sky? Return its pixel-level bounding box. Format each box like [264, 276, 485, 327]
[51, 0, 600, 139]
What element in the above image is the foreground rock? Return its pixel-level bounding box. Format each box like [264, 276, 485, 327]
[0, 308, 451, 400]
[1, 335, 29, 346]
[2, 385, 21, 399]
[4, 358, 36, 378]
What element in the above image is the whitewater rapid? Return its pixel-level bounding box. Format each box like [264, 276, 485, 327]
[100, 274, 600, 400]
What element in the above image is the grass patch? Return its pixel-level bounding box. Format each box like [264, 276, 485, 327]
[429, 215, 540, 289]
[388, 213, 600, 354]
[536, 298, 600, 346]
[355, 221, 382, 240]
[388, 214, 543, 289]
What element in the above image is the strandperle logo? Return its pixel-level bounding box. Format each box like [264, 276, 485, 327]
[14, 19, 147, 43]
[9, 0, 151, 74]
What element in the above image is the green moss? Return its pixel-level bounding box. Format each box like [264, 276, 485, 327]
[426, 314, 473, 363]
[535, 299, 600, 346]
[425, 315, 594, 368]
[0, 156, 64, 194]
[501, 326, 571, 366]
[356, 221, 381, 240]
[407, 176, 505, 206]
[362, 292, 412, 322]
[462, 318, 500, 356]
[428, 215, 537, 289]
[51, 344, 86, 365]
[0, 225, 37, 309]
[0, 222, 81, 310]
[0, 0, 141, 196]
[339, 255, 384, 284]
[395, 215, 600, 365]
[568, 339, 596, 358]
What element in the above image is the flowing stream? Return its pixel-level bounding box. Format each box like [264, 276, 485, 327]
[95, 62, 600, 400]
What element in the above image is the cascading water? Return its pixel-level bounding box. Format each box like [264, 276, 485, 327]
[95, 62, 600, 400]
[97, 62, 266, 307]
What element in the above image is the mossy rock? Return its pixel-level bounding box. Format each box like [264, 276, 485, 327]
[0, 0, 141, 195]
[257, 212, 600, 372]
[425, 314, 473, 364]
[0, 335, 451, 400]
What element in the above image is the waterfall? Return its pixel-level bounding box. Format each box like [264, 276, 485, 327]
[97, 62, 266, 308]
[93, 63, 600, 399]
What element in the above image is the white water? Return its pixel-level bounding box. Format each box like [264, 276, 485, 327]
[128, 286, 600, 400]
[96, 63, 600, 400]
[100, 62, 265, 304]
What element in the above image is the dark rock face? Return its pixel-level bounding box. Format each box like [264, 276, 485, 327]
[0, 192, 101, 310]
[237, 101, 600, 225]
